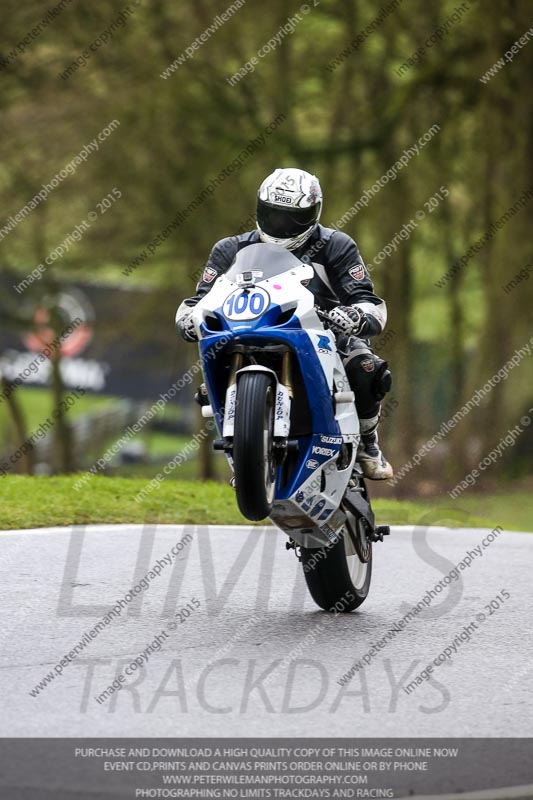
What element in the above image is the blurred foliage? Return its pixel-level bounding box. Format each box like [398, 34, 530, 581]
[0, 387, 115, 435]
[0, 0, 532, 487]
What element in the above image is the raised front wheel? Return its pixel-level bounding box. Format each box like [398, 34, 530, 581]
[233, 372, 277, 521]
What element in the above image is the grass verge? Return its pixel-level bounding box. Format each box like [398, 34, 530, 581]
[0, 476, 529, 532]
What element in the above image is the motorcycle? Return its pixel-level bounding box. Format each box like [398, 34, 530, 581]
[184, 243, 389, 612]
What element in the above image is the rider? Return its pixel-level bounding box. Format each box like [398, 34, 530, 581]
[176, 168, 393, 480]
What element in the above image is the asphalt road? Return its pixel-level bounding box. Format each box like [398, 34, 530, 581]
[0, 522, 532, 738]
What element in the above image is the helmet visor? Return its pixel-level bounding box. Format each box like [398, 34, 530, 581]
[257, 200, 320, 240]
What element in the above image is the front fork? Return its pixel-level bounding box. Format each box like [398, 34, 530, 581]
[218, 351, 292, 461]
[228, 352, 244, 389]
[281, 351, 293, 400]
[273, 351, 293, 464]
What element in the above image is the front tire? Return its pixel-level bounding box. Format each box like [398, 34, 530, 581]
[233, 372, 277, 521]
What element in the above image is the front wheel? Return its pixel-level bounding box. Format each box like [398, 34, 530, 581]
[300, 518, 372, 612]
[233, 372, 277, 521]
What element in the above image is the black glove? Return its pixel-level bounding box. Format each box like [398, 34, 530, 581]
[327, 305, 365, 336]
[176, 311, 198, 342]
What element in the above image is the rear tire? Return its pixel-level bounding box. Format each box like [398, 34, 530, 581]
[233, 372, 277, 521]
[300, 522, 372, 612]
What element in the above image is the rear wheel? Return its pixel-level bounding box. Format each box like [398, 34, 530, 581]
[300, 513, 372, 612]
[233, 372, 277, 521]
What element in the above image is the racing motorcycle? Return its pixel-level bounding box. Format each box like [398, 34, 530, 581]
[184, 243, 389, 612]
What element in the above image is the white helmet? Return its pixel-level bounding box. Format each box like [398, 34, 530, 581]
[256, 168, 323, 251]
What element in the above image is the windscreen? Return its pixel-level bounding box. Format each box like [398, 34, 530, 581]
[225, 243, 304, 282]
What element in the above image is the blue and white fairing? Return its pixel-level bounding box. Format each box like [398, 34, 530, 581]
[190, 243, 360, 548]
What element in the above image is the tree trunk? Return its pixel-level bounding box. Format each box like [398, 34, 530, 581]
[50, 351, 75, 473]
[1, 376, 34, 475]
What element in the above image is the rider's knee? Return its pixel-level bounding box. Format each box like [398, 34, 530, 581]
[345, 350, 392, 402]
[373, 359, 392, 401]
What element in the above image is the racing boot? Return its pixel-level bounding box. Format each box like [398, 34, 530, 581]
[357, 419, 393, 480]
